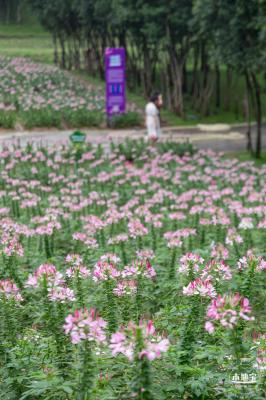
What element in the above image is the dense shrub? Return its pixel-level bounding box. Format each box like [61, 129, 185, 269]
[21, 108, 61, 129]
[157, 140, 197, 157]
[64, 109, 104, 128]
[110, 137, 150, 162]
[109, 112, 143, 129]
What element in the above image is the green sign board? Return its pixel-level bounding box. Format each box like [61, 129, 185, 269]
[70, 131, 86, 143]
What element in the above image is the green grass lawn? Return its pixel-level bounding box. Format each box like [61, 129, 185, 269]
[0, 23, 266, 127]
[226, 150, 266, 166]
[0, 23, 53, 64]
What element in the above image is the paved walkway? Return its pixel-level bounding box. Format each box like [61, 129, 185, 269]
[0, 123, 265, 152]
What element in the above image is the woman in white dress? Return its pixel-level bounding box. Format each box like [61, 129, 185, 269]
[145, 92, 163, 143]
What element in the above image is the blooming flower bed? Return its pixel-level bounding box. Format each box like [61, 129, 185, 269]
[0, 139, 265, 399]
[0, 56, 141, 129]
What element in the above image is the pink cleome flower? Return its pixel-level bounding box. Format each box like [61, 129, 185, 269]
[65, 253, 83, 267]
[25, 264, 64, 288]
[93, 260, 121, 282]
[179, 253, 205, 275]
[108, 234, 128, 245]
[205, 293, 254, 333]
[121, 259, 156, 279]
[225, 228, 243, 246]
[237, 250, 266, 272]
[128, 219, 148, 239]
[0, 279, 23, 301]
[183, 278, 217, 298]
[48, 286, 76, 303]
[239, 217, 254, 230]
[100, 253, 121, 264]
[64, 308, 107, 344]
[211, 242, 229, 260]
[110, 320, 169, 361]
[65, 253, 90, 278]
[113, 280, 137, 296]
[201, 260, 232, 281]
[136, 249, 155, 260]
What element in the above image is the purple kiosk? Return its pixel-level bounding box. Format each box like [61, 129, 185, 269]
[105, 48, 126, 124]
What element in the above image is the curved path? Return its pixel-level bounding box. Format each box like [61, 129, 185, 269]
[0, 123, 265, 152]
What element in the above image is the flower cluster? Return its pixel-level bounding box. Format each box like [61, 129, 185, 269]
[225, 228, 243, 246]
[93, 260, 120, 282]
[136, 249, 155, 260]
[64, 308, 107, 344]
[113, 280, 137, 296]
[110, 320, 169, 361]
[205, 293, 254, 333]
[201, 260, 232, 281]
[211, 242, 229, 260]
[0, 279, 23, 301]
[178, 253, 205, 275]
[0, 219, 24, 257]
[239, 217, 254, 230]
[237, 250, 266, 272]
[128, 219, 148, 238]
[25, 264, 64, 288]
[183, 278, 217, 298]
[65, 254, 90, 278]
[121, 259, 156, 279]
[48, 286, 76, 303]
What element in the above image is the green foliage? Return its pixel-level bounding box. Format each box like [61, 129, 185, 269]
[110, 137, 150, 162]
[21, 108, 61, 129]
[109, 112, 143, 129]
[157, 140, 197, 157]
[110, 138, 198, 162]
[0, 111, 16, 129]
[64, 109, 104, 128]
[20, 371, 73, 400]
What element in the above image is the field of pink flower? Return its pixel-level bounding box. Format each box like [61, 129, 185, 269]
[0, 139, 265, 399]
[0, 57, 141, 129]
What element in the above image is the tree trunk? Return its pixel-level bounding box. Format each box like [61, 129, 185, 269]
[200, 71, 215, 116]
[165, 22, 184, 117]
[215, 64, 220, 109]
[67, 38, 73, 70]
[73, 36, 81, 70]
[224, 67, 232, 111]
[59, 35, 66, 69]
[201, 42, 209, 90]
[182, 62, 187, 93]
[162, 63, 171, 110]
[90, 34, 99, 76]
[244, 72, 254, 154]
[251, 72, 262, 158]
[5, 0, 10, 24]
[168, 48, 184, 117]
[191, 44, 199, 99]
[170, 59, 184, 117]
[92, 36, 104, 78]
[127, 42, 138, 90]
[16, 0, 22, 23]
[141, 40, 152, 97]
[53, 32, 59, 65]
